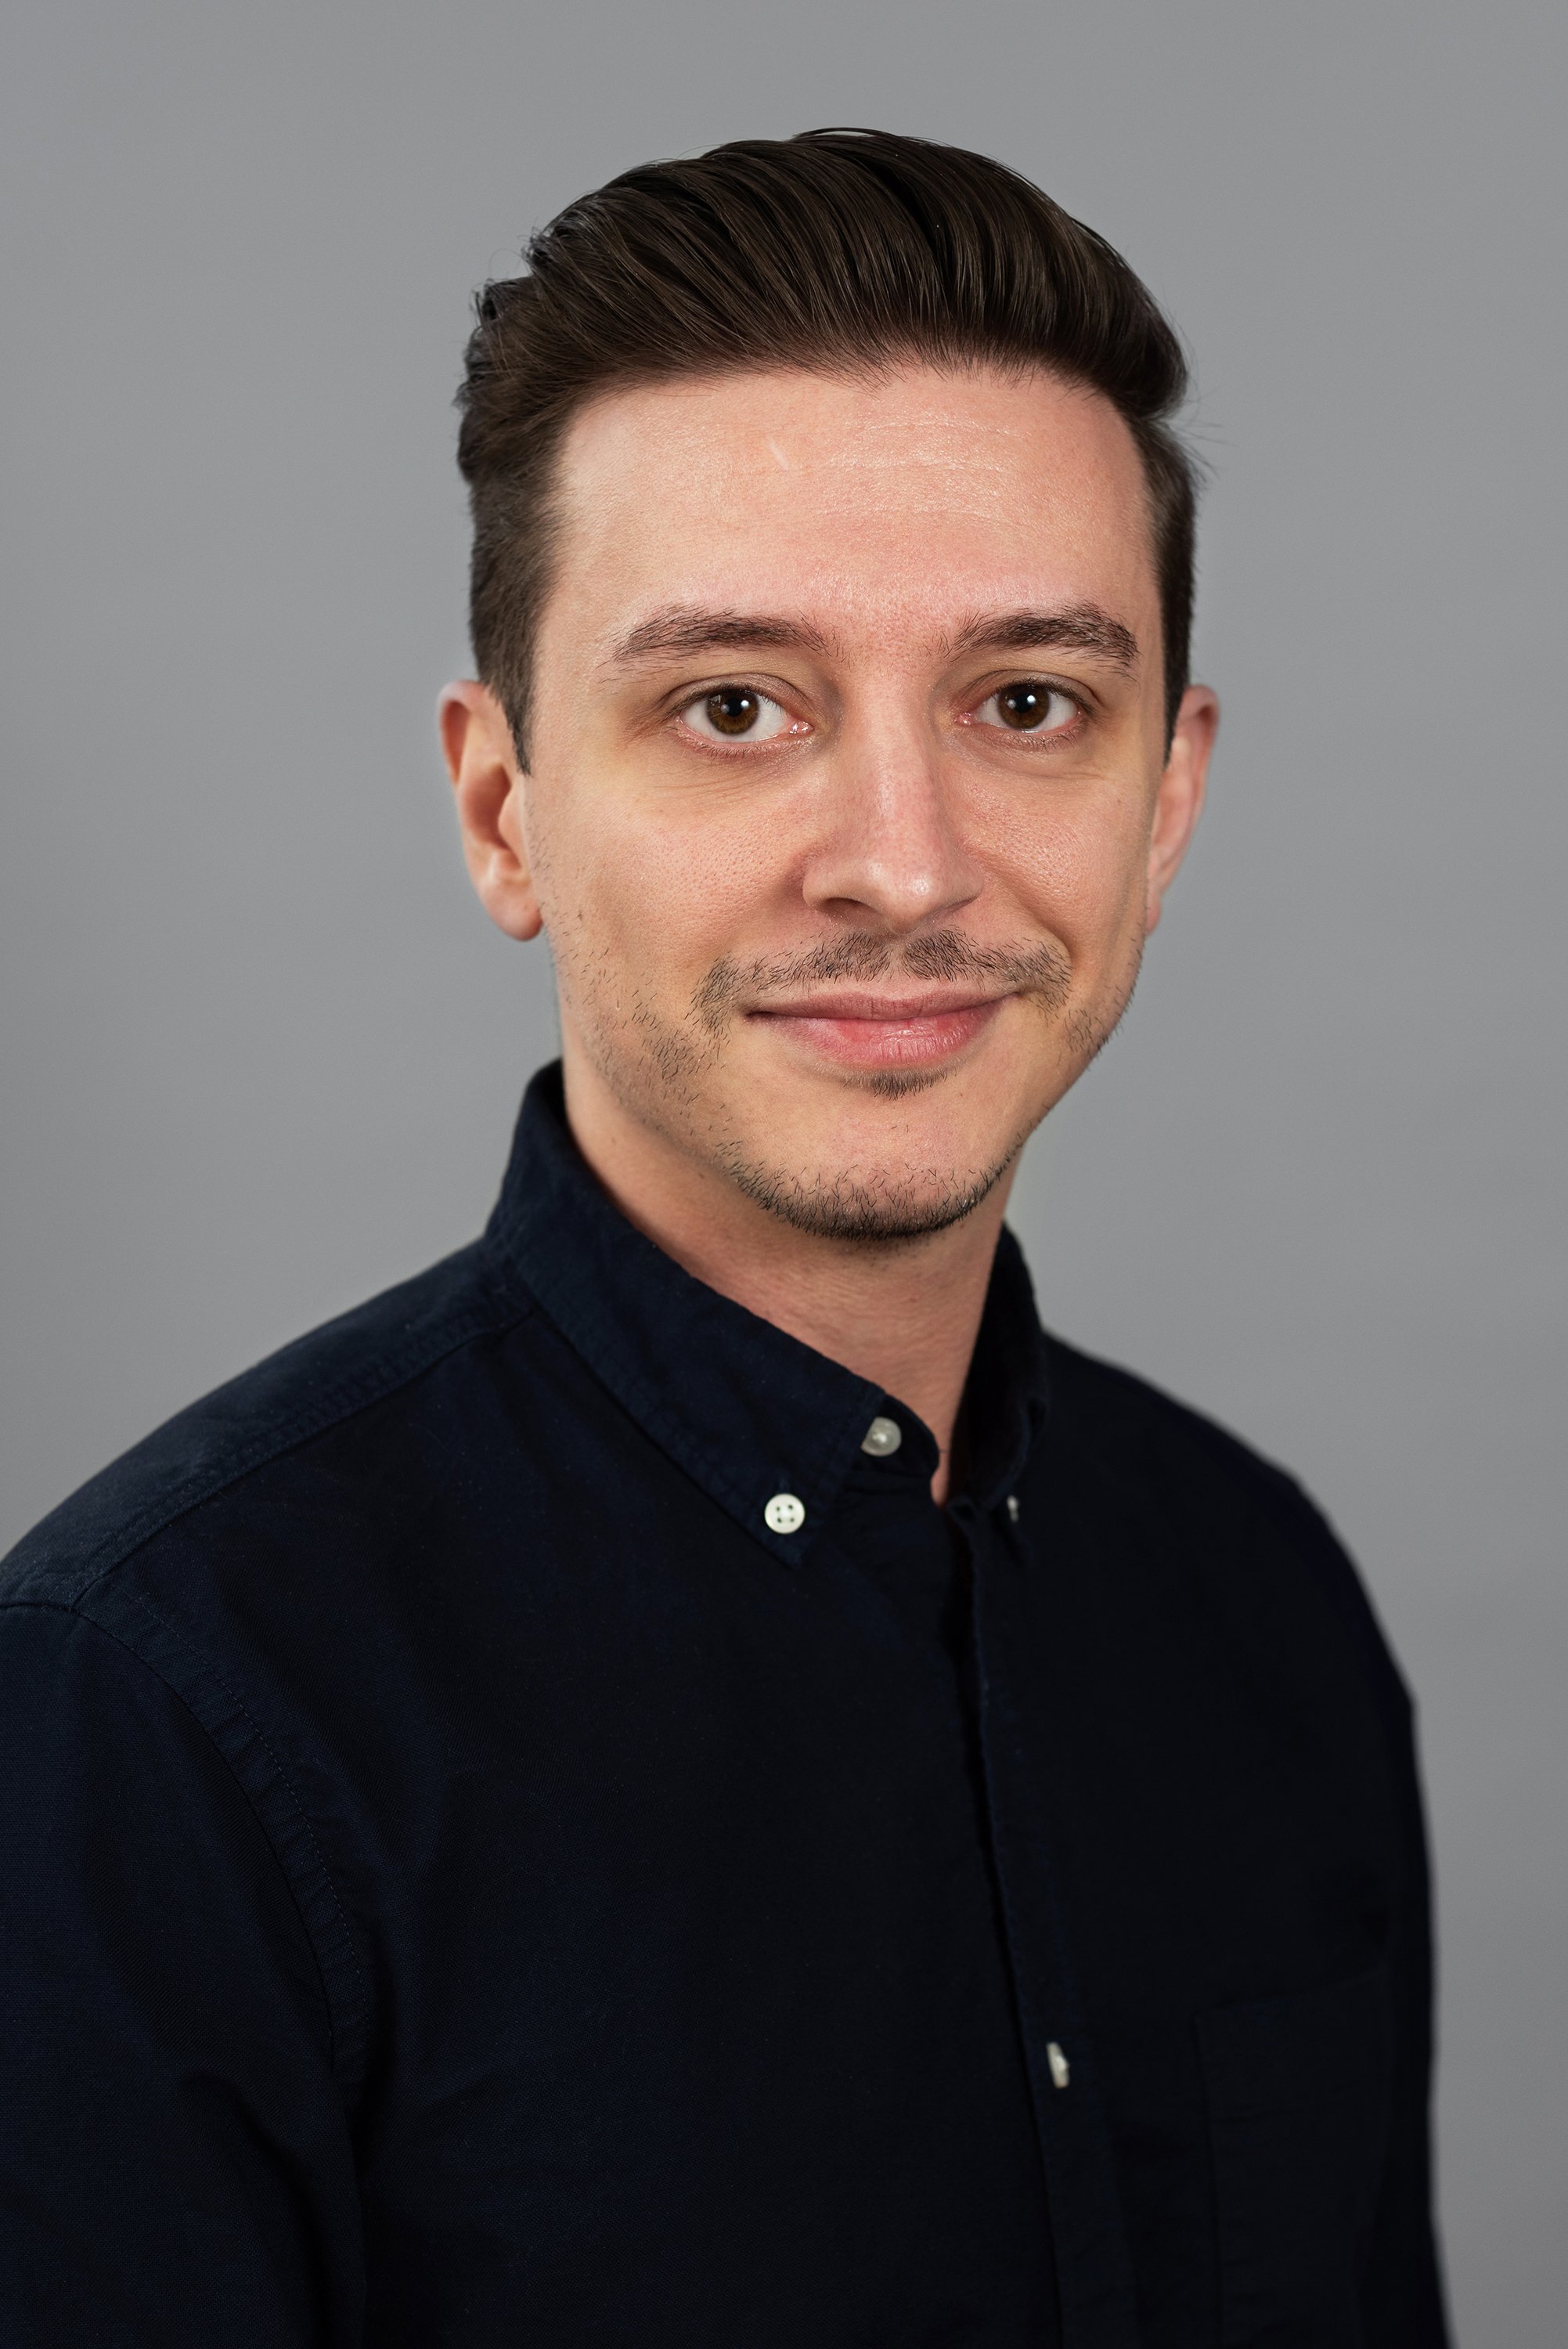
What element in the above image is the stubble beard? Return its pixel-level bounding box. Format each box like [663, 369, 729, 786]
[564, 925, 1144, 1247]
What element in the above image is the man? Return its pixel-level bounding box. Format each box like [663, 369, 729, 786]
[0, 130, 1447, 2344]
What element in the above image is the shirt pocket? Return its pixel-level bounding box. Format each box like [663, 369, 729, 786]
[1195, 1962, 1392, 2347]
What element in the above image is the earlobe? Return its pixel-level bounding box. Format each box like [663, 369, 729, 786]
[1144, 684, 1219, 936]
[438, 681, 544, 943]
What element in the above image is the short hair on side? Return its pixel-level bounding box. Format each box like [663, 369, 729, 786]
[456, 128, 1197, 757]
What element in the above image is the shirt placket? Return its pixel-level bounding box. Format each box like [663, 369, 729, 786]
[950, 1490, 1142, 2349]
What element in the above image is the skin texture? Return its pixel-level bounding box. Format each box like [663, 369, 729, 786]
[442, 363, 1217, 1499]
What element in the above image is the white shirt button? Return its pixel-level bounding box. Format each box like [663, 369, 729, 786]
[860, 1415, 903, 1458]
[1006, 1495, 1021, 1523]
[763, 1492, 806, 1535]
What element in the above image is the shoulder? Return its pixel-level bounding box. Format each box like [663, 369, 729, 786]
[0, 1236, 530, 1615]
[1044, 1332, 1336, 1537]
[1039, 1331, 1412, 1717]
[0, 1238, 539, 2087]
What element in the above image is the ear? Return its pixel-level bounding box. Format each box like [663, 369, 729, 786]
[1144, 684, 1219, 935]
[438, 681, 543, 942]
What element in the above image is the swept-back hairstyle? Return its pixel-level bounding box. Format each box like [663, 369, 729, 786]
[457, 128, 1195, 754]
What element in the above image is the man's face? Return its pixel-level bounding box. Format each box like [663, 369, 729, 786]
[464, 363, 1213, 1239]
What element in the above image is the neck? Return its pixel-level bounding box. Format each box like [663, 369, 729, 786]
[561, 1053, 1013, 1506]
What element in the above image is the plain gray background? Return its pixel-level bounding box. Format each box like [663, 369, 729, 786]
[3, 1, 1564, 2336]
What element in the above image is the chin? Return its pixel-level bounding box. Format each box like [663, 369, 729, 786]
[712, 1120, 1028, 1247]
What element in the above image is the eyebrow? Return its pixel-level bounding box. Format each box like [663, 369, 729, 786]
[604, 599, 1138, 674]
[607, 608, 835, 666]
[941, 604, 1140, 673]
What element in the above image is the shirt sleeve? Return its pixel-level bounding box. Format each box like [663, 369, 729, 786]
[1231, 1448, 1452, 2344]
[1363, 1675, 1453, 2346]
[0, 1601, 363, 2347]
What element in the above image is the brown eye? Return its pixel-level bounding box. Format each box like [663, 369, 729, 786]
[975, 681, 1077, 737]
[705, 687, 762, 735]
[682, 686, 791, 745]
[997, 684, 1047, 731]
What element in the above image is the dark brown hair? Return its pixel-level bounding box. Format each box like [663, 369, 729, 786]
[457, 128, 1196, 754]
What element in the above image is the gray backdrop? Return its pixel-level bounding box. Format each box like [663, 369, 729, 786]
[3, 2, 1563, 2336]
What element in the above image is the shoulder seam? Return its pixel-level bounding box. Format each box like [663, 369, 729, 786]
[1045, 1333, 1308, 1507]
[105, 1582, 373, 2073]
[0, 1596, 362, 2084]
[57, 1288, 532, 1611]
[0, 1261, 538, 2098]
[1044, 1332, 1413, 1719]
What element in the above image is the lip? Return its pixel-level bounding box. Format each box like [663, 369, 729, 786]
[748, 990, 1009, 1071]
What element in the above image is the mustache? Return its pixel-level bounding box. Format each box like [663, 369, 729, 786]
[692, 929, 1072, 1027]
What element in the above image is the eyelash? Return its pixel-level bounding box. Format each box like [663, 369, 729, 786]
[669, 677, 1090, 752]
[675, 686, 797, 748]
[961, 682, 1087, 743]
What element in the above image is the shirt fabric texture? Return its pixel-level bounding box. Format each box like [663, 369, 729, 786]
[0, 1065, 1449, 2346]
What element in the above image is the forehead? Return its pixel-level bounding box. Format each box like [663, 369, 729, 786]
[546, 363, 1159, 659]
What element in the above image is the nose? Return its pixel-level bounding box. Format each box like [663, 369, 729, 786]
[799, 709, 984, 935]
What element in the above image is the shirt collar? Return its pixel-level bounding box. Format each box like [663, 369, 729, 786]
[482, 1064, 1051, 1563]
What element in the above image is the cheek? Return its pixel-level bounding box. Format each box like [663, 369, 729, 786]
[541, 788, 791, 985]
[986, 781, 1152, 955]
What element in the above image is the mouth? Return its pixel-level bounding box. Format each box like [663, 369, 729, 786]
[747, 988, 1010, 1072]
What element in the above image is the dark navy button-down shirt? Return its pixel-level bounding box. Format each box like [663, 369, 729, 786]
[0, 1066, 1447, 2346]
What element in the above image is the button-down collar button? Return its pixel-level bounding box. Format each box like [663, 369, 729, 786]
[763, 1492, 806, 1535]
[1006, 1494, 1021, 1523]
[860, 1415, 903, 1459]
